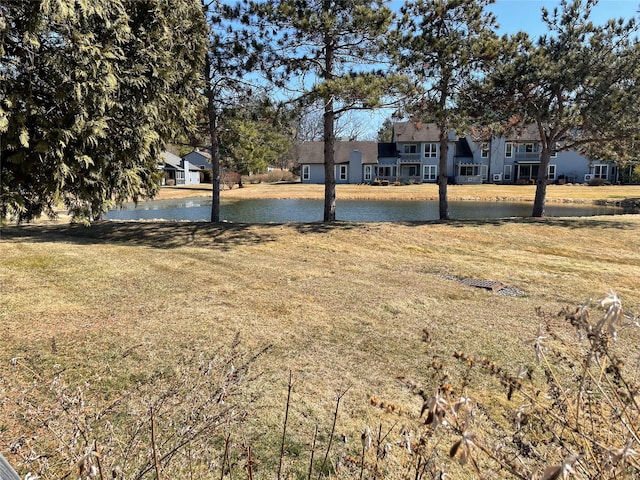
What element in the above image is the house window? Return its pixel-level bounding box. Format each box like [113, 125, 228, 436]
[504, 165, 512, 181]
[516, 143, 535, 154]
[459, 165, 479, 176]
[423, 165, 437, 181]
[594, 164, 608, 179]
[547, 164, 556, 181]
[505, 142, 514, 158]
[481, 142, 490, 158]
[336, 164, 348, 181]
[364, 165, 372, 181]
[376, 165, 397, 178]
[425, 143, 437, 158]
[376, 165, 391, 177]
[403, 144, 417, 154]
[302, 165, 310, 181]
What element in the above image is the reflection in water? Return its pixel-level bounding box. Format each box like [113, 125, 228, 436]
[105, 198, 635, 223]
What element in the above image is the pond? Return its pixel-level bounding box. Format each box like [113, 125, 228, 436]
[104, 198, 637, 223]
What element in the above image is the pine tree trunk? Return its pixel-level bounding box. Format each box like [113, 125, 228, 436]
[532, 147, 550, 218]
[323, 107, 336, 222]
[322, 16, 336, 222]
[204, 53, 221, 223]
[209, 127, 221, 223]
[438, 128, 450, 220]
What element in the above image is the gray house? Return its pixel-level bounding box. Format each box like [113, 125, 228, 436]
[298, 122, 612, 185]
[183, 150, 213, 169]
[160, 150, 211, 185]
[298, 141, 379, 184]
[486, 124, 617, 184]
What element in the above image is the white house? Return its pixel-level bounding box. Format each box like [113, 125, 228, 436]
[160, 151, 202, 185]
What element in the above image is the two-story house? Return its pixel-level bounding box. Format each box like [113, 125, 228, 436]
[159, 150, 213, 186]
[486, 125, 617, 184]
[297, 121, 614, 185]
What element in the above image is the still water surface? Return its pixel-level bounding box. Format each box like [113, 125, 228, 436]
[105, 198, 634, 223]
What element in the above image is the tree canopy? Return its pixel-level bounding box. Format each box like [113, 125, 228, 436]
[3, 0, 639, 224]
[0, 0, 207, 222]
[395, 0, 499, 220]
[253, 0, 403, 221]
[470, 0, 640, 216]
[218, 97, 293, 176]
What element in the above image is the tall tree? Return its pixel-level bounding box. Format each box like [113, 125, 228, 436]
[219, 97, 293, 177]
[254, 0, 401, 221]
[0, 0, 207, 222]
[472, 0, 640, 217]
[395, 0, 499, 220]
[377, 118, 394, 143]
[199, 0, 265, 222]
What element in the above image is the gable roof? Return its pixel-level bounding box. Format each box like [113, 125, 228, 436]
[454, 138, 473, 157]
[393, 121, 440, 142]
[378, 142, 399, 158]
[183, 150, 212, 167]
[161, 151, 183, 169]
[506, 124, 541, 142]
[297, 141, 379, 165]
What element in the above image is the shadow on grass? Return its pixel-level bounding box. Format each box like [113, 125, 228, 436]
[1, 215, 637, 250]
[395, 215, 639, 230]
[0, 220, 364, 250]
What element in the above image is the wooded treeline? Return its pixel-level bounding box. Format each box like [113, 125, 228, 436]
[1, 0, 639, 222]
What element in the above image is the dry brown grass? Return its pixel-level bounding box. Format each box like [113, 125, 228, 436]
[1, 213, 640, 477]
[156, 182, 640, 205]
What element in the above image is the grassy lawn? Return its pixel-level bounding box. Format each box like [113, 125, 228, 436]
[157, 181, 640, 205]
[1, 190, 640, 478]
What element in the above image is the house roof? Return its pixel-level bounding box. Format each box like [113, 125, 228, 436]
[161, 151, 183, 169]
[378, 142, 398, 158]
[184, 150, 213, 168]
[454, 138, 473, 157]
[297, 141, 379, 165]
[393, 121, 440, 142]
[506, 124, 541, 142]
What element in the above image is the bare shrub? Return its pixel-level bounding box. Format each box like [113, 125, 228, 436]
[341, 292, 640, 479]
[243, 170, 296, 185]
[587, 177, 611, 186]
[221, 170, 241, 189]
[5, 335, 269, 479]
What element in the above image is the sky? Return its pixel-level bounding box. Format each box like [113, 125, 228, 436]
[488, 0, 639, 37]
[359, 0, 640, 138]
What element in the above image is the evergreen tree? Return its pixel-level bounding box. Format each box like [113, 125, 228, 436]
[0, 0, 207, 222]
[254, 0, 402, 221]
[377, 118, 394, 143]
[395, 0, 499, 220]
[472, 0, 640, 217]
[199, 0, 266, 222]
[219, 97, 293, 177]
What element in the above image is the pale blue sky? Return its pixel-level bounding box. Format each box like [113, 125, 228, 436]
[488, 0, 639, 37]
[361, 0, 640, 138]
[389, 0, 639, 38]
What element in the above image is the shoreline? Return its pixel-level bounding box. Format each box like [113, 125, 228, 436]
[154, 182, 640, 206]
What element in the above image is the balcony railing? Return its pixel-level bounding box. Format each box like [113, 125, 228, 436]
[514, 152, 541, 161]
[398, 152, 422, 162]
